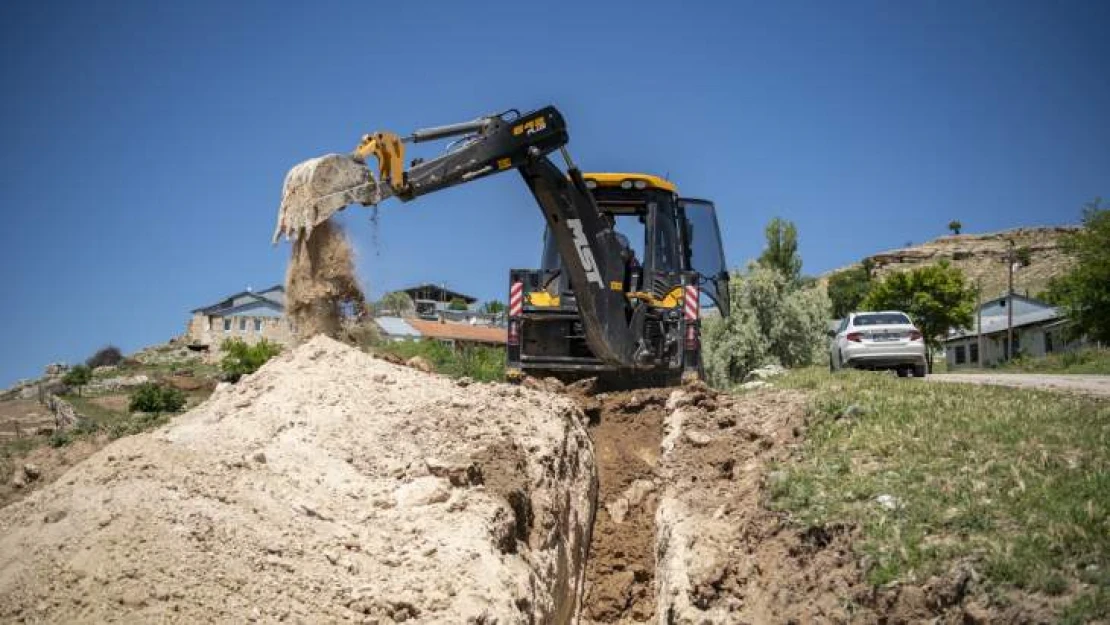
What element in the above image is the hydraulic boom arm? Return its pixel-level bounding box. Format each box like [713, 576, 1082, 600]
[274, 106, 649, 367]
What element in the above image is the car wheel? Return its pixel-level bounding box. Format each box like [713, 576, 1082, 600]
[913, 364, 927, 378]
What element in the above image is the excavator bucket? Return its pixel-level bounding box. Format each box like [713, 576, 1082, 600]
[273, 153, 377, 243]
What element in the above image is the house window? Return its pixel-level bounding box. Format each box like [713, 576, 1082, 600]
[254, 318, 263, 332]
[223, 318, 231, 332]
[239, 318, 247, 331]
[1045, 331, 1054, 353]
[969, 343, 979, 363]
[954, 345, 966, 365]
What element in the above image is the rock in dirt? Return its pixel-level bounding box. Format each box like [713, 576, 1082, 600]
[0, 336, 596, 624]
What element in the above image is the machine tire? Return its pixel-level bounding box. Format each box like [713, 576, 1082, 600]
[913, 364, 927, 378]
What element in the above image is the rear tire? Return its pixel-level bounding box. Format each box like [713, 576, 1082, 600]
[896, 367, 910, 378]
[913, 364, 927, 378]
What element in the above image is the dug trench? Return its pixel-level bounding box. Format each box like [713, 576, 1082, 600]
[565, 379, 991, 624]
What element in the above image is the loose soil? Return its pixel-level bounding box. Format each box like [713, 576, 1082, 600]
[575, 387, 670, 623]
[0, 337, 596, 623]
[284, 219, 367, 342]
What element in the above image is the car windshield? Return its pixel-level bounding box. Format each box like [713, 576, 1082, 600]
[853, 313, 911, 326]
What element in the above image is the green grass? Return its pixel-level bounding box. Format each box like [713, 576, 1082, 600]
[773, 368, 1109, 619]
[996, 347, 1110, 375]
[372, 339, 505, 383]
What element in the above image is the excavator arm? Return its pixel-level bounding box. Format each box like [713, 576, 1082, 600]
[274, 106, 648, 367]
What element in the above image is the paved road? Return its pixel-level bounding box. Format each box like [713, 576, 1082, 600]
[929, 373, 1110, 398]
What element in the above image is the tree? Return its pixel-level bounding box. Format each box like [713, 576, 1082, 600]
[1045, 198, 1110, 343]
[1015, 246, 1033, 267]
[757, 217, 802, 284]
[827, 265, 872, 319]
[948, 220, 963, 235]
[62, 365, 92, 396]
[220, 339, 283, 381]
[861, 261, 975, 370]
[86, 345, 123, 368]
[378, 290, 415, 317]
[481, 300, 506, 315]
[702, 263, 831, 386]
[448, 297, 469, 311]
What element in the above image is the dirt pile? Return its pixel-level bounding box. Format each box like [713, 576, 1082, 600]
[652, 386, 880, 622]
[0, 336, 597, 623]
[284, 220, 367, 341]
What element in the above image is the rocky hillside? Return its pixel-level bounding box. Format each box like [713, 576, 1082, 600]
[832, 226, 1077, 300]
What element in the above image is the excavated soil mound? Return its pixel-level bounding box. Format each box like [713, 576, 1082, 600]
[655, 386, 874, 623]
[284, 220, 367, 341]
[0, 337, 597, 623]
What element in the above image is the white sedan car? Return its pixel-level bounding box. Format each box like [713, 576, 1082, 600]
[829, 311, 928, 377]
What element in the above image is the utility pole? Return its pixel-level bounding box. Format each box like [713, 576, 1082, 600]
[1006, 240, 1015, 361]
[977, 278, 984, 369]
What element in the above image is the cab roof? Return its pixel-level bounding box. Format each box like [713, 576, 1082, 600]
[582, 172, 678, 194]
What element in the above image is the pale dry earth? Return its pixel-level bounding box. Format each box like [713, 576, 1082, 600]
[0, 336, 596, 624]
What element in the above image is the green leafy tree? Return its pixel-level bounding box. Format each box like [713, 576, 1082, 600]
[448, 297, 469, 311]
[827, 265, 872, 319]
[1045, 198, 1110, 343]
[220, 339, 283, 381]
[481, 300, 506, 315]
[62, 365, 92, 396]
[861, 261, 975, 369]
[1015, 246, 1033, 267]
[379, 291, 415, 317]
[757, 217, 802, 284]
[128, 383, 186, 413]
[702, 263, 831, 386]
[948, 220, 963, 235]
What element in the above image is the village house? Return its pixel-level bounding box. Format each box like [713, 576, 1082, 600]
[186, 285, 293, 349]
[942, 294, 1083, 369]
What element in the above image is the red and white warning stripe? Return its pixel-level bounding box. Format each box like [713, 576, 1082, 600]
[509, 281, 524, 317]
[684, 285, 699, 321]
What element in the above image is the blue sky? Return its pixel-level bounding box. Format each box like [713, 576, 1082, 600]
[1, 1, 1107, 386]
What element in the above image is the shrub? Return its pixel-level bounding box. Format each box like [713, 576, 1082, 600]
[128, 383, 187, 413]
[702, 263, 831, 386]
[86, 345, 124, 368]
[220, 338, 282, 381]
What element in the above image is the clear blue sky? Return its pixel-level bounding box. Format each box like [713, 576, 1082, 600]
[1, 1, 1107, 386]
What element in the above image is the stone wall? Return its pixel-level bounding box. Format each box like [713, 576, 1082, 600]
[186, 313, 294, 348]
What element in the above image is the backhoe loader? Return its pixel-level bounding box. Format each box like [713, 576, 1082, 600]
[275, 106, 730, 383]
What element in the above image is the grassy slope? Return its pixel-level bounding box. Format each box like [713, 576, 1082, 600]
[995, 347, 1110, 375]
[772, 368, 1108, 621]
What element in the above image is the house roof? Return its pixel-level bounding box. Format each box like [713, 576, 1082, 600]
[374, 316, 421, 338]
[978, 293, 1052, 312]
[406, 319, 506, 345]
[945, 306, 1064, 341]
[401, 283, 478, 305]
[193, 285, 284, 314]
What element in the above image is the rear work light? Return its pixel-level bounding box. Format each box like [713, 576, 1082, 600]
[909, 330, 923, 341]
[507, 319, 521, 346]
[846, 332, 863, 343]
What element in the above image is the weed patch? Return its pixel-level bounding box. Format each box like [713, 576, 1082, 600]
[774, 368, 1109, 617]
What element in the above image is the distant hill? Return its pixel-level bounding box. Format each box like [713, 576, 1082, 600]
[827, 226, 1077, 301]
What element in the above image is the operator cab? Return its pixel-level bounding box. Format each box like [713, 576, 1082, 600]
[539, 172, 730, 315]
